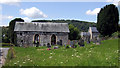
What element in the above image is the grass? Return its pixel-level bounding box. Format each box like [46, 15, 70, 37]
[3, 39, 119, 66]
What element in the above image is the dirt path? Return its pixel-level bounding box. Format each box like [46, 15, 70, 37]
[0, 48, 9, 68]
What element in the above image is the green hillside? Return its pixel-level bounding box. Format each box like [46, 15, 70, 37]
[32, 20, 96, 32]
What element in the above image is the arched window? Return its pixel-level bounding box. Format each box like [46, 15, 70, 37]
[51, 34, 56, 45]
[34, 34, 40, 44]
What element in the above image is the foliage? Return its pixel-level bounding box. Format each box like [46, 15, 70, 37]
[73, 44, 78, 48]
[9, 18, 24, 45]
[97, 4, 119, 36]
[1, 26, 10, 43]
[4, 39, 119, 66]
[111, 31, 120, 38]
[0, 43, 15, 47]
[7, 47, 16, 60]
[69, 24, 80, 40]
[65, 45, 70, 48]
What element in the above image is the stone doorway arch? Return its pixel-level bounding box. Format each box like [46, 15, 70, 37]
[51, 34, 56, 45]
[34, 34, 40, 44]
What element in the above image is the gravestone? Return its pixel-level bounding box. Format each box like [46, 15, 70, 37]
[96, 37, 101, 45]
[54, 46, 59, 49]
[67, 40, 70, 45]
[47, 43, 51, 48]
[57, 41, 60, 45]
[92, 36, 97, 44]
[60, 40, 62, 46]
[70, 41, 73, 46]
[87, 36, 90, 44]
[78, 38, 84, 47]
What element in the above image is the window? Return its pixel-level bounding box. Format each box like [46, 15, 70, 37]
[21, 40, 23, 43]
[20, 33, 22, 36]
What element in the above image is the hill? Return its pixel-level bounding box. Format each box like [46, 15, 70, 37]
[32, 20, 96, 32]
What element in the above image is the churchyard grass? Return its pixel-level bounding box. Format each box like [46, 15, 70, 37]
[4, 39, 119, 66]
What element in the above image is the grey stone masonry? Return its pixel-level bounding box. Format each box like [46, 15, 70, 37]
[14, 22, 69, 46]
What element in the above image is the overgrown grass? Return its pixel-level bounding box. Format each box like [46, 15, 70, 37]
[3, 39, 119, 66]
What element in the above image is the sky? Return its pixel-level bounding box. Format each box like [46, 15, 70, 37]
[0, 0, 119, 26]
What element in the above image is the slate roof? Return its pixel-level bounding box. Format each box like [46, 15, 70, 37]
[14, 22, 69, 32]
[81, 32, 90, 36]
[89, 27, 99, 32]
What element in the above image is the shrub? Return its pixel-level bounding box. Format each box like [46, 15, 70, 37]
[65, 45, 70, 48]
[8, 47, 16, 60]
[74, 44, 78, 48]
[1, 43, 15, 47]
[111, 31, 119, 38]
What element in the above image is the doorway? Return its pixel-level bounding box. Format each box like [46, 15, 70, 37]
[51, 34, 56, 45]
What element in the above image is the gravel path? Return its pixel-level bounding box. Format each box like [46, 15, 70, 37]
[0, 48, 9, 68]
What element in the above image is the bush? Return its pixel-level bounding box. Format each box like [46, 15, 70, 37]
[111, 31, 119, 38]
[8, 47, 16, 60]
[0, 43, 15, 47]
[74, 44, 78, 48]
[65, 45, 70, 48]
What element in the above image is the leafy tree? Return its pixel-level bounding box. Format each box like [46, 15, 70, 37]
[2, 26, 10, 43]
[97, 4, 119, 36]
[9, 18, 24, 45]
[69, 24, 80, 40]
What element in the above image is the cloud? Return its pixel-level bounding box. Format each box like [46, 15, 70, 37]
[22, 17, 31, 22]
[86, 8, 101, 15]
[119, 1, 120, 6]
[0, 15, 14, 26]
[20, 7, 47, 19]
[0, 15, 14, 20]
[106, 0, 119, 6]
[0, 0, 21, 6]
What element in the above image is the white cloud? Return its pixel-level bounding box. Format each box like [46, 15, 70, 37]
[119, 1, 120, 6]
[106, 0, 119, 6]
[22, 17, 31, 22]
[0, 0, 21, 6]
[0, 15, 14, 20]
[106, 0, 113, 2]
[86, 8, 101, 15]
[20, 7, 47, 19]
[0, 15, 14, 26]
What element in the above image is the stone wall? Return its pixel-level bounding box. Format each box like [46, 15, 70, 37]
[16, 31, 68, 46]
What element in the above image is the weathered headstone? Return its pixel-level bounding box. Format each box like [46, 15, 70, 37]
[57, 41, 60, 45]
[47, 43, 51, 48]
[96, 37, 101, 45]
[70, 41, 73, 46]
[67, 40, 70, 45]
[78, 38, 84, 47]
[54, 46, 59, 49]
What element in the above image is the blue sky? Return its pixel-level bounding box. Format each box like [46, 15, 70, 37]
[0, 0, 119, 26]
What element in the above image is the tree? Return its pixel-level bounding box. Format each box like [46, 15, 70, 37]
[97, 4, 119, 36]
[9, 18, 24, 45]
[2, 26, 10, 43]
[69, 24, 80, 40]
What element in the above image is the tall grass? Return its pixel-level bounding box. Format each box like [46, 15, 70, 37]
[4, 39, 119, 66]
